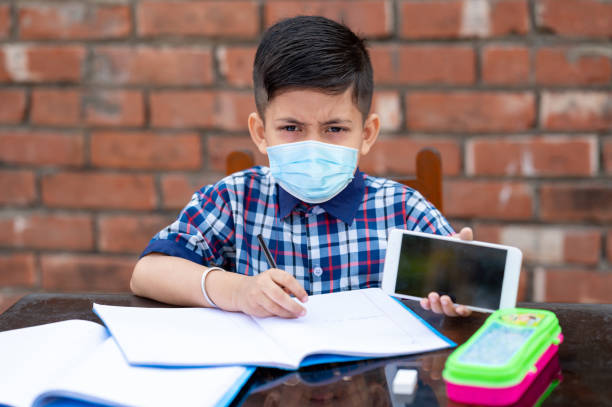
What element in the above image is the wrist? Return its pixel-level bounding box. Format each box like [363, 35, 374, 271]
[230, 274, 248, 313]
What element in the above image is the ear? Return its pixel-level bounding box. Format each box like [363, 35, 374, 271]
[360, 113, 380, 155]
[248, 112, 268, 155]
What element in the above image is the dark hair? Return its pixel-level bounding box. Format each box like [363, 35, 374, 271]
[253, 16, 373, 121]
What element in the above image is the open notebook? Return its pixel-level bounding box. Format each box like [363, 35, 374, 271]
[0, 320, 253, 407]
[94, 288, 455, 370]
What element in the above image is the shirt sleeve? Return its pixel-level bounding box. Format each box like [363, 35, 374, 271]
[140, 181, 236, 269]
[404, 189, 455, 236]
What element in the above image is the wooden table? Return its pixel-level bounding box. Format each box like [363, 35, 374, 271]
[1, 293, 610, 406]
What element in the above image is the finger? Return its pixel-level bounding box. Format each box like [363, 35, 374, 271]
[249, 303, 273, 318]
[420, 297, 431, 310]
[459, 227, 473, 241]
[259, 294, 296, 318]
[428, 292, 443, 314]
[456, 305, 472, 317]
[440, 295, 459, 317]
[270, 269, 308, 303]
[263, 279, 307, 317]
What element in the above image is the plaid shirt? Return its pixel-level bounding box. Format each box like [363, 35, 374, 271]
[142, 166, 454, 295]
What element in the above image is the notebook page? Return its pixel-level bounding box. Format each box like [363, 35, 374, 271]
[0, 320, 109, 407]
[34, 338, 252, 407]
[253, 288, 452, 364]
[93, 304, 288, 367]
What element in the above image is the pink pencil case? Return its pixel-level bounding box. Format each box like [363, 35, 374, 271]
[443, 308, 562, 406]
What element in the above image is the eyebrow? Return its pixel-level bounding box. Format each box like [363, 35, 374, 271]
[274, 118, 305, 126]
[274, 118, 353, 126]
[321, 119, 353, 126]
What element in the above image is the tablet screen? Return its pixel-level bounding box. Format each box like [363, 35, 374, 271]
[396, 234, 507, 310]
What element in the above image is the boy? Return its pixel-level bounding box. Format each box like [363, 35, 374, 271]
[130, 16, 472, 318]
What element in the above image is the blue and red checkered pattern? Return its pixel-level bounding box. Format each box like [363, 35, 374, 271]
[141, 166, 454, 295]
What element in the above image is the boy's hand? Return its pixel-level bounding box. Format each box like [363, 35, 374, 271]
[419, 227, 474, 317]
[235, 268, 308, 318]
[420, 292, 471, 317]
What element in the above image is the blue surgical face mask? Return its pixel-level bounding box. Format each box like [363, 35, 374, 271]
[267, 140, 358, 204]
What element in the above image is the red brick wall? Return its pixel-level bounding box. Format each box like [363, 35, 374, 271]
[1, 0, 611, 311]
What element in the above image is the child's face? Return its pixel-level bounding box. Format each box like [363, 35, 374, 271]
[248, 87, 380, 160]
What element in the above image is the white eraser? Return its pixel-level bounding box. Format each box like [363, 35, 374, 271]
[392, 369, 418, 395]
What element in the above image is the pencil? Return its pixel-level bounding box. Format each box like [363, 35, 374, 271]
[257, 234, 277, 269]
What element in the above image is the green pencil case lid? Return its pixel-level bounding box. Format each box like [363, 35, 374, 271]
[443, 308, 562, 388]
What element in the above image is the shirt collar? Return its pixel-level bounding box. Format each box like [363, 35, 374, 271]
[277, 168, 365, 225]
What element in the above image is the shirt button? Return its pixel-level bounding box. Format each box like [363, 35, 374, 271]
[313, 266, 323, 277]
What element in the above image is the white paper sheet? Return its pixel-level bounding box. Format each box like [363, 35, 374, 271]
[36, 338, 251, 407]
[93, 305, 287, 367]
[0, 320, 252, 407]
[0, 320, 108, 407]
[254, 288, 450, 361]
[94, 288, 454, 370]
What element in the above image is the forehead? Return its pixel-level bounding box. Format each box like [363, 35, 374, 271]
[265, 88, 360, 122]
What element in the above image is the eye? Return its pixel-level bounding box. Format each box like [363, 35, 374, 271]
[281, 125, 299, 132]
[327, 126, 347, 133]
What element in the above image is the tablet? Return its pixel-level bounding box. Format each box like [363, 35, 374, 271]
[382, 229, 522, 313]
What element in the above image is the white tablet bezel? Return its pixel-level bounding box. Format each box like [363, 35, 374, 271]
[381, 229, 522, 313]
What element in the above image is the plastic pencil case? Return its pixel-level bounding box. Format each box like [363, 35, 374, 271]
[443, 308, 563, 406]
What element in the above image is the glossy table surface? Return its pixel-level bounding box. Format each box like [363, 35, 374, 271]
[1, 293, 610, 406]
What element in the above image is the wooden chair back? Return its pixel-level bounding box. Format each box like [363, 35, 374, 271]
[225, 148, 443, 212]
[226, 151, 256, 175]
[395, 148, 443, 212]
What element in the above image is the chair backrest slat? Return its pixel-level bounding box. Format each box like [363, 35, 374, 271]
[396, 148, 443, 213]
[226, 151, 255, 175]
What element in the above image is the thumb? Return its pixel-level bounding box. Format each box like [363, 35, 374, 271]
[454, 227, 473, 241]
